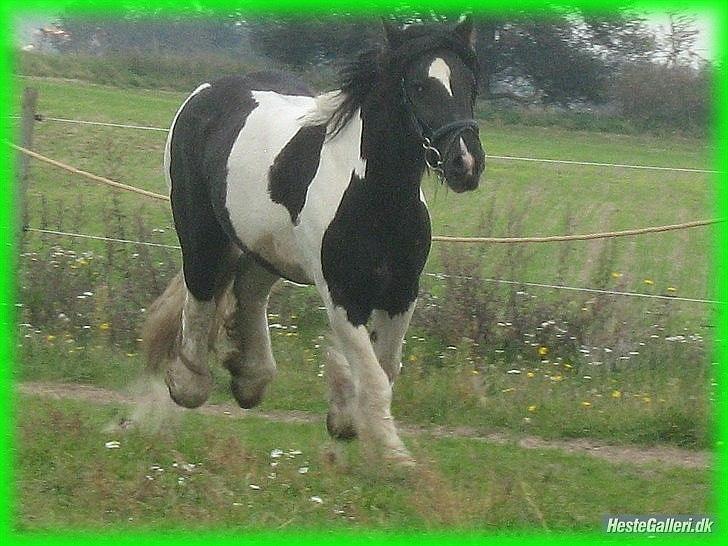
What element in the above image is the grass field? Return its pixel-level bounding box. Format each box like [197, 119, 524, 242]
[14, 394, 712, 532]
[10, 74, 717, 533]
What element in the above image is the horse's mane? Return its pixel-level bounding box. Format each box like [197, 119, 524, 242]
[324, 24, 480, 138]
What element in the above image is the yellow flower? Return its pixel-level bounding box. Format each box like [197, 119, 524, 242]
[99, 323, 110, 331]
[611, 272, 623, 278]
[527, 404, 537, 413]
[644, 279, 654, 285]
[667, 287, 677, 292]
[538, 346, 549, 357]
[611, 390, 622, 399]
[526, 371, 535, 378]
[501, 387, 516, 393]
[46, 335, 56, 342]
[581, 401, 592, 407]
[550, 374, 563, 382]
[408, 354, 418, 363]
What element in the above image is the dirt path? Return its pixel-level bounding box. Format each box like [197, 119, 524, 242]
[17, 381, 711, 470]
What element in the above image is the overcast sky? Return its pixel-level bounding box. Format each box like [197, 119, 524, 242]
[643, 10, 716, 62]
[14, 10, 719, 64]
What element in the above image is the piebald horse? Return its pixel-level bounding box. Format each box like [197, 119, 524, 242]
[143, 18, 485, 464]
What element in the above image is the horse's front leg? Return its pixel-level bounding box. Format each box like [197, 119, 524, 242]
[323, 300, 413, 464]
[369, 303, 416, 385]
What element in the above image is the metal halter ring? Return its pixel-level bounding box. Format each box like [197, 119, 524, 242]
[422, 137, 444, 177]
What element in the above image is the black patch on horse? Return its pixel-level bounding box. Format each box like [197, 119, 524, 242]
[268, 124, 326, 224]
[169, 72, 316, 298]
[321, 171, 431, 326]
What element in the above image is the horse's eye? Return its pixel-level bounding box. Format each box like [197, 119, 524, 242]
[411, 82, 425, 94]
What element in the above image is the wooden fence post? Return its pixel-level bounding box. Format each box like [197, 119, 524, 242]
[16, 87, 38, 244]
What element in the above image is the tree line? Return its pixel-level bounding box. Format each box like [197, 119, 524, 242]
[44, 6, 714, 132]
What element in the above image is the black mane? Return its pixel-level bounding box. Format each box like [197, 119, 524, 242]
[326, 24, 480, 137]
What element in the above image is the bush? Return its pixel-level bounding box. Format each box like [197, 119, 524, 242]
[610, 62, 712, 136]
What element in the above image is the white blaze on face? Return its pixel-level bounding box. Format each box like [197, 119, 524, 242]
[428, 57, 452, 96]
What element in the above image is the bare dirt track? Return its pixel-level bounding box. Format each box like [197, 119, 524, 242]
[17, 381, 711, 470]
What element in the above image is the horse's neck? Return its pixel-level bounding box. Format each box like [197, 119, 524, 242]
[370, 108, 425, 193]
[329, 90, 425, 199]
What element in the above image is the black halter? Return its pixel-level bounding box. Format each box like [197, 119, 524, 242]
[400, 77, 479, 181]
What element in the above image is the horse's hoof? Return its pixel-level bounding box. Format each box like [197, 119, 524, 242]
[326, 411, 358, 441]
[165, 357, 212, 409]
[230, 376, 269, 409]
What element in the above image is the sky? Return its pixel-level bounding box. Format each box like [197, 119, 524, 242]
[14, 9, 718, 64]
[643, 10, 716, 63]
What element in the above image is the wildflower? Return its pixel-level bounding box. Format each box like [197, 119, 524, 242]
[644, 279, 654, 285]
[99, 323, 110, 331]
[526, 371, 535, 378]
[667, 287, 677, 292]
[527, 405, 537, 413]
[501, 387, 516, 393]
[611, 272, 623, 278]
[538, 346, 549, 357]
[611, 390, 622, 399]
[550, 374, 563, 382]
[46, 335, 56, 342]
[581, 401, 592, 407]
[408, 354, 417, 363]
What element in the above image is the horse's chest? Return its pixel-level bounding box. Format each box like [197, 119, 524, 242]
[321, 175, 431, 326]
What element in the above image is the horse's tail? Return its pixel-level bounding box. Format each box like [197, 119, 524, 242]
[142, 271, 187, 374]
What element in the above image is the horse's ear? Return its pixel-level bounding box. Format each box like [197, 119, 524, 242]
[453, 14, 476, 50]
[382, 18, 404, 48]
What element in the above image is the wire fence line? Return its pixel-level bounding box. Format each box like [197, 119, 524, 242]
[24, 226, 725, 305]
[9, 142, 724, 244]
[10, 113, 722, 174]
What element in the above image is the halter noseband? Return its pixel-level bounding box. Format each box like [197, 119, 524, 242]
[400, 77, 479, 182]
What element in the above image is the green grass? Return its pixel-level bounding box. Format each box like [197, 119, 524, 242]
[14, 394, 712, 532]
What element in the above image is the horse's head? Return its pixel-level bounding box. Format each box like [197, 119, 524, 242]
[385, 16, 485, 193]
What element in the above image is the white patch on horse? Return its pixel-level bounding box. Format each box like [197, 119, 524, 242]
[459, 137, 476, 176]
[300, 90, 346, 126]
[164, 83, 211, 192]
[428, 57, 452, 96]
[225, 90, 317, 282]
[296, 109, 366, 275]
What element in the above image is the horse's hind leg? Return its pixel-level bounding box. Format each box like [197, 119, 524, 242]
[219, 255, 279, 409]
[167, 163, 235, 408]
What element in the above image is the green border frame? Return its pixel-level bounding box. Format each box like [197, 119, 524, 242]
[1, 0, 725, 544]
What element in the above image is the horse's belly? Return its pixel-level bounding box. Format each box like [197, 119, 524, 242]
[224, 91, 316, 283]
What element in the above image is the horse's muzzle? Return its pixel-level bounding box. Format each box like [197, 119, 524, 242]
[442, 131, 485, 193]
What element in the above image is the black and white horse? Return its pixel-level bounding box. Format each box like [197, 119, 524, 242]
[144, 18, 485, 464]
